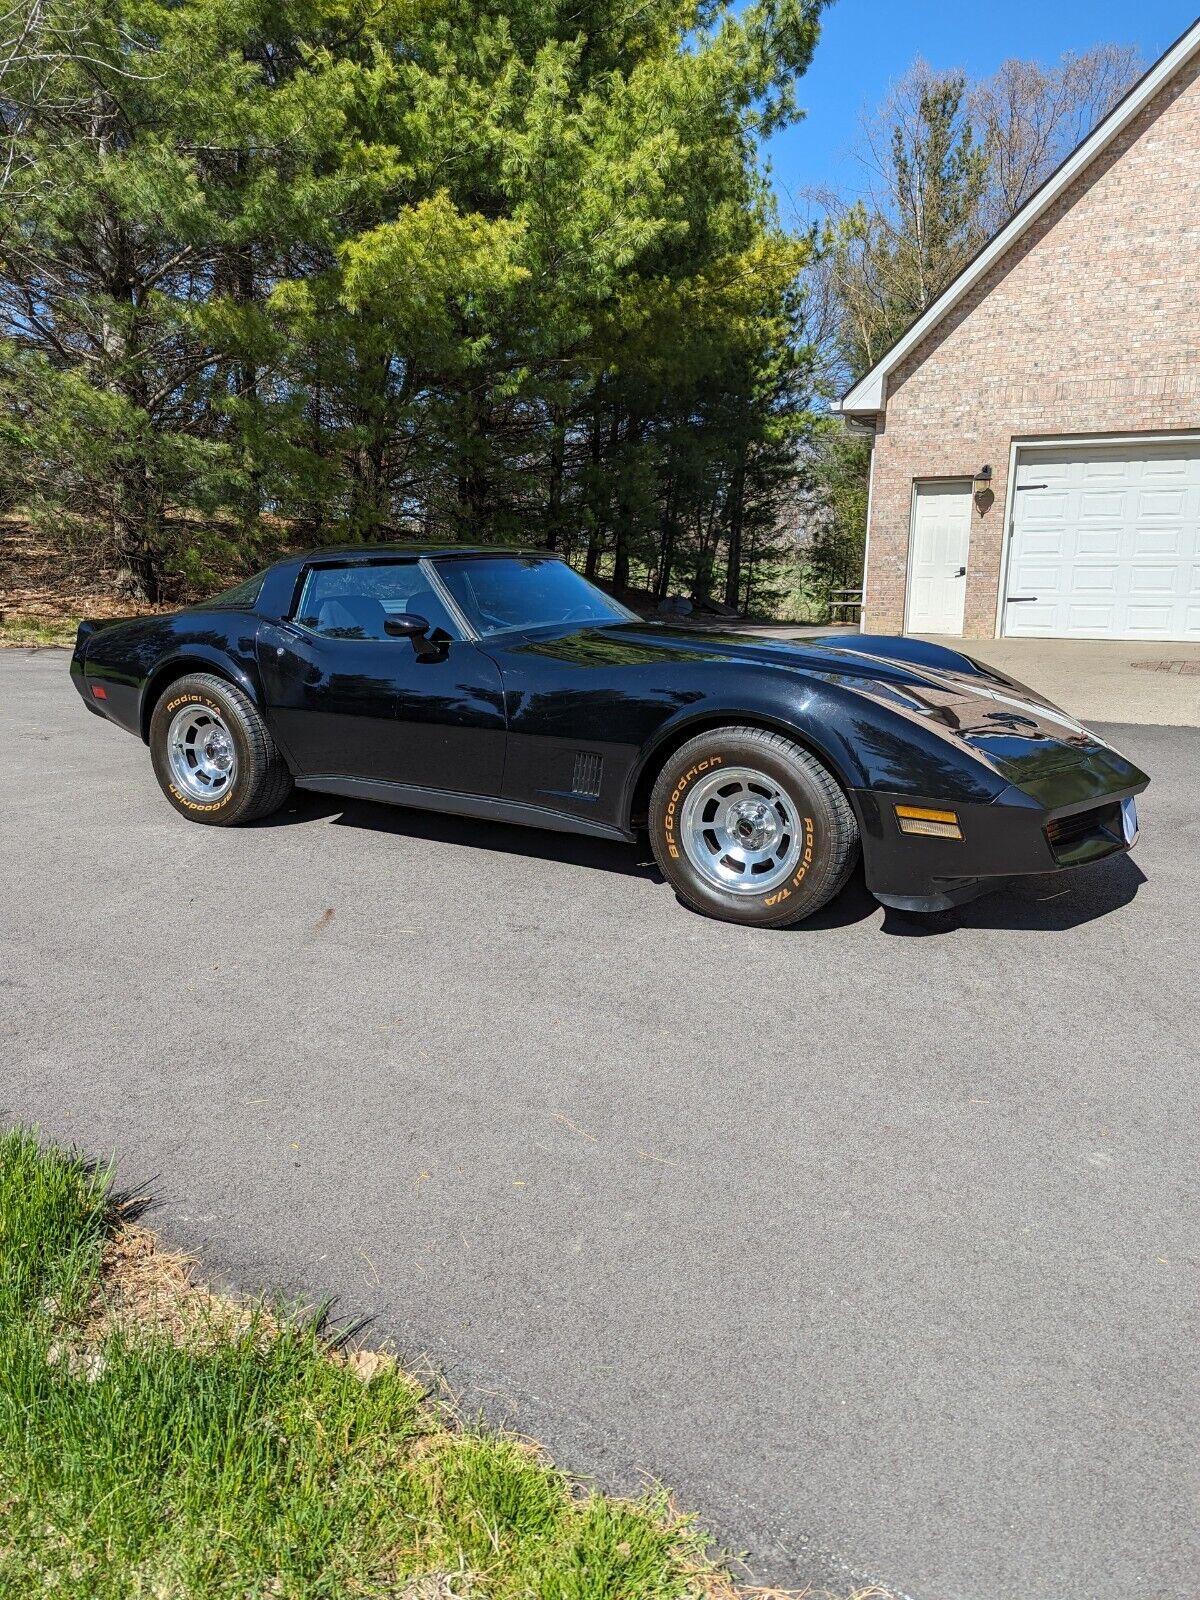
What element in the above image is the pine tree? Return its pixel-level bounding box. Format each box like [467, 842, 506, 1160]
[0, 0, 829, 606]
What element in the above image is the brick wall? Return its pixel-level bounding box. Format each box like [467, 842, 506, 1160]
[864, 50, 1200, 636]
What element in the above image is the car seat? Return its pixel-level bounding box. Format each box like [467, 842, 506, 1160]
[314, 594, 388, 638]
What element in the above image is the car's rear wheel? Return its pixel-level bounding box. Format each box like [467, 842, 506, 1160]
[149, 672, 292, 825]
[648, 727, 859, 927]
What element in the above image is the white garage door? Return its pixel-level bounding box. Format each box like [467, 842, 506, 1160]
[1005, 441, 1200, 640]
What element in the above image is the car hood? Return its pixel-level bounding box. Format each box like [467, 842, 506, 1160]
[560, 622, 1123, 785]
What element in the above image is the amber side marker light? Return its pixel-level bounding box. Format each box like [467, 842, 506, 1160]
[895, 804, 962, 840]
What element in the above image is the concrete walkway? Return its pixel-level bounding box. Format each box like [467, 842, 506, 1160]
[720, 624, 1200, 728]
[918, 636, 1200, 727]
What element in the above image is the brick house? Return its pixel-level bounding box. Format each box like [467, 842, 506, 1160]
[837, 19, 1200, 642]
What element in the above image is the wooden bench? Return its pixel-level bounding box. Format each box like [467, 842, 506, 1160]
[828, 587, 863, 624]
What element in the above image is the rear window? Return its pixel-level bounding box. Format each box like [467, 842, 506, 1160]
[205, 573, 265, 611]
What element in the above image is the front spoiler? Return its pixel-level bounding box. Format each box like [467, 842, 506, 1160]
[872, 877, 1022, 914]
[853, 769, 1148, 914]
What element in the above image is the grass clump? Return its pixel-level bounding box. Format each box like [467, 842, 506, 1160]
[0, 615, 79, 647]
[0, 1128, 777, 1600]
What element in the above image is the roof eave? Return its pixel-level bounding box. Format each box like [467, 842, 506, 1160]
[835, 18, 1200, 420]
[834, 370, 885, 418]
[828, 398, 879, 437]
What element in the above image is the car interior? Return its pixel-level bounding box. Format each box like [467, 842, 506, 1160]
[297, 567, 458, 641]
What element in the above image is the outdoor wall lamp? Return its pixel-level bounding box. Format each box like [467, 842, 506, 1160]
[972, 464, 993, 494]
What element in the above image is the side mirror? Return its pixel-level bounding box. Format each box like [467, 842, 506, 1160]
[384, 613, 447, 661]
[384, 613, 428, 640]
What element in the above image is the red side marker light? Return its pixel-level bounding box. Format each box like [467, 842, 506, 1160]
[91, 684, 107, 700]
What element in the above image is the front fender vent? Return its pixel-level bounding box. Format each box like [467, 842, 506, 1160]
[572, 751, 603, 798]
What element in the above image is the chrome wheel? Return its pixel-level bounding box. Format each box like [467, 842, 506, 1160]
[166, 704, 237, 802]
[679, 765, 803, 895]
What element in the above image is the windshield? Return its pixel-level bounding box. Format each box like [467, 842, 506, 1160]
[433, 556, 635, 637]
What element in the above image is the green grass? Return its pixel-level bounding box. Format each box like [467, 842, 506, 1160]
[0, 615, 78, 647]
[0, 1128, 733, 1600]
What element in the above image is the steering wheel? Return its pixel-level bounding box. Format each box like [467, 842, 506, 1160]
[560, 603, 599, 622]
[476, 606, 510, 631]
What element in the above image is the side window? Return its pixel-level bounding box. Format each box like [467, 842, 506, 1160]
[294, 563, 459, 641]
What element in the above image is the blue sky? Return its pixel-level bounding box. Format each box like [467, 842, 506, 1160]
[762, 0, 1197, 219]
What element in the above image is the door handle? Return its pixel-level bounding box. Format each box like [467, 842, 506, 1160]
[1006, 596, 1039, 603]
[953, 566, 966, 577]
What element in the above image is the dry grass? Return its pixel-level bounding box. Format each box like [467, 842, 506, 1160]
[0, 520, 150, 624]
[0, 516, 274, 642]
[81, 1221, 277, 1353]
[0, 520, 159, 646]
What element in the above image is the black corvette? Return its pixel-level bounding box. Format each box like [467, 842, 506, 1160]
[70, 545, 1148, 927]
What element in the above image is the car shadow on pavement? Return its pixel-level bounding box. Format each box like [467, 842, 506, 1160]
[251, 788, 664, 881]
[877, 853, 1147, 937]
[779, 863, 882, 931]
[256, 791, 1147, 928]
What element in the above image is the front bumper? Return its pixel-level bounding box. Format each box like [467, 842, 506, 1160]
[853, 770, 1148, 914]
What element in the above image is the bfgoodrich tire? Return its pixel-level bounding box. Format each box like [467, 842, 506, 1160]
[149, 672, 293, 826]
[648, 726, 859, 927]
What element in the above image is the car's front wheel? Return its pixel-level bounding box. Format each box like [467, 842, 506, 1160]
[149, 672, 292, 826]
[648, 727, 859, 927]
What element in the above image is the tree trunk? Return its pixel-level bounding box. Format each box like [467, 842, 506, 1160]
[112, 456, 160, 602]
[545, 402, 565, 549]
[583, 527, 601, 577]
[349, 352, 391, 536]
[583, 389, 609, 578]
[455, 384, 490, 540]
[93, 90, 165, 601]
[234, 222, 262, 525]
[656, 476, 679, 600]
[694, 478, 724, 600]
[612, 529, 629, 591]
[307, 373, 326, 534]
[723, 452, 746, 610]
[612, 414, 640, 593]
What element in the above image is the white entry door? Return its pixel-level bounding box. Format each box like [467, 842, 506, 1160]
[1004, 442, 1200, 639]
[906, 480, 972, 635]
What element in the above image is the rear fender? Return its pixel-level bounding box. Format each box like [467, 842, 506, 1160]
[138, 642, 264, 742]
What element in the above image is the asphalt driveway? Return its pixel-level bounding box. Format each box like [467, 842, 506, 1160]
[2, 649, 1196, 1599]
